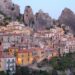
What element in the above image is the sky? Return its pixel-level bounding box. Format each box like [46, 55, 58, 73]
[12, 0, 75, 19]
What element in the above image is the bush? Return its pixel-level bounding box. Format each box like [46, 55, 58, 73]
[0, 71, 6, 75]
[49, 53, 75, 71]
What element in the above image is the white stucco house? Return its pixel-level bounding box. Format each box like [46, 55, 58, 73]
[4, 54, 16, 74]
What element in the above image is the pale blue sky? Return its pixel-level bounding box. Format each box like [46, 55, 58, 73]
[12, 0, 75, 19]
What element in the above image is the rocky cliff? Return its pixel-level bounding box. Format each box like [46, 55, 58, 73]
[24, 6, 53, 30]
[0, 0, 20, 20]
[0, 0, 75, 33]
[24, 6, 35, 28]
[59, 8, 75, 32]
[35, 10, 53, 30]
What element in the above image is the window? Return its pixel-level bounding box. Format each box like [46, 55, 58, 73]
[0, 64, 1, 68]
[12, 59, 15, 63]
[22, 54, 24, 58]
[10, 65, 14, 68]
[41, 51, 44, 54]
[0, 42, 1, 45]
[32, 51, 37, 56]
[26, 14, 28, 17]
[7, 60, 10, 64]
[12, 67, 15, 71]
[0, 59, 1, 62]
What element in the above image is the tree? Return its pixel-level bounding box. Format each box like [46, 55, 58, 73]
[0, 71, 6, 75]
[52, 69, 58, 75]
[6, 70, 10, 75]
[15, 66, 22, 75]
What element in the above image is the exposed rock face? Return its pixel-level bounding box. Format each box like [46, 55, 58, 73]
[24, 6, 35, 28]
[0, 0, 20, 20]
[24, 6, 53, 30]
[35, 10, 53, 30]
[59, 8, 75, 32]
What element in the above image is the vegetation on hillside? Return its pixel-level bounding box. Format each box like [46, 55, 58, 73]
[49, 53, 75, 71]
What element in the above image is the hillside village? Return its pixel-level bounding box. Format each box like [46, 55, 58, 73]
[0, 21, 75, 74]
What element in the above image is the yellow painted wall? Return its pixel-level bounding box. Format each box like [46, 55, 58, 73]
[17, 52, 33, 65]
[28, 53, 33, 64]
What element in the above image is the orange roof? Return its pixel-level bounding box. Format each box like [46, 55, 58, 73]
[31, 47, 43, 51]
[17, 49, 32, 53]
